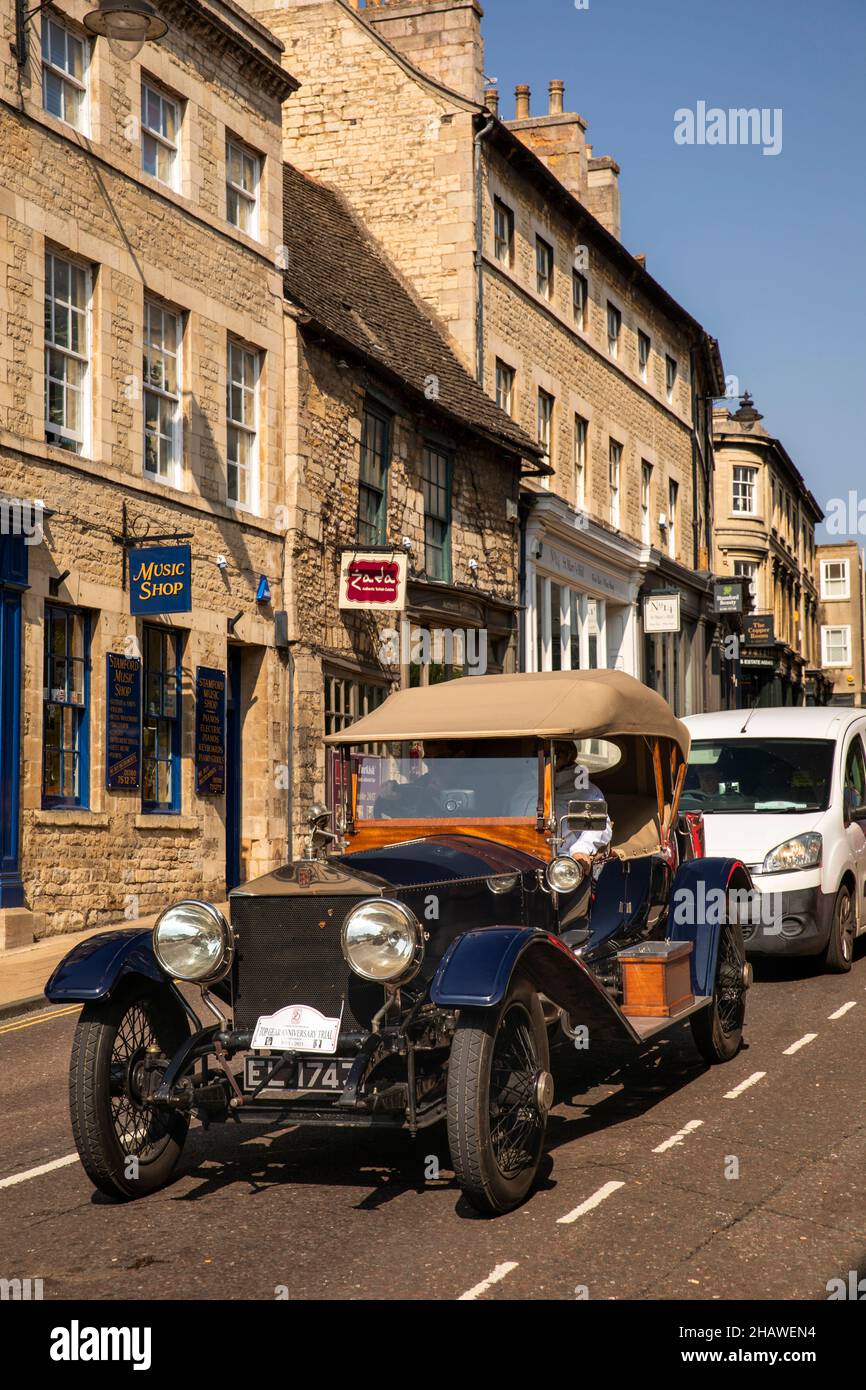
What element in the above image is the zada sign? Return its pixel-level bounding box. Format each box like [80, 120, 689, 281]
[129, 544, 192, 615]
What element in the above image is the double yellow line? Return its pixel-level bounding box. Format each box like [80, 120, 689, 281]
[0, 1004, 80, 1036]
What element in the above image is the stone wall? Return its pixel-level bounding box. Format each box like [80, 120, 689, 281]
[0, 0, 291, 938]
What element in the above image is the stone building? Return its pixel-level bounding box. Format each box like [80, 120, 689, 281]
[0, 0, 297, 945]
[712, 395, 830, 707]
[280, 160, 540, 840]
[816, 541, 866, 706]
[245, 0, 728, 718]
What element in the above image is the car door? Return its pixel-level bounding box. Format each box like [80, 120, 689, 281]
[841, 727, 866, 933]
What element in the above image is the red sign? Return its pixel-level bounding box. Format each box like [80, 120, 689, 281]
[339, 551, 408, 611]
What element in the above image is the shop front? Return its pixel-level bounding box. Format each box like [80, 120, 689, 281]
[639, 555, 720, 717]
[0, 529, 27, 939]
[522, 493, 643, 675]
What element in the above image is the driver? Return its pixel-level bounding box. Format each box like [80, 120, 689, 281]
[554, 743, 613, 875]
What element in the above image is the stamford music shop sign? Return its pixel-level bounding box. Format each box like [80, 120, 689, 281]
[338, 549, 408, 611]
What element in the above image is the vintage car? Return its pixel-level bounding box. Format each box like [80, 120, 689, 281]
[46, 671, 752, 1216]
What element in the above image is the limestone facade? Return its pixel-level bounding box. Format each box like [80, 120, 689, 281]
[0, 0, 296, 943]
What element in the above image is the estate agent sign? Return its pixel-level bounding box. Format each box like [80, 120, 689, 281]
[339, 551, 408, 611]
[129, 544, 192, 616]
[105, 653, 142, 790]
[195, 667, 226, 796]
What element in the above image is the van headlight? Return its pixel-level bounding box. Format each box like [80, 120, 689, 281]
[153, 900, 234, 984]
[341, 899, 423, 984]
[762, 833, 823, 874]
[547, 856, 586, 893]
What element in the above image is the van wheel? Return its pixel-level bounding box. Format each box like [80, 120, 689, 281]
[823, 886, 855, 974]
[447, 975, 551, 1216]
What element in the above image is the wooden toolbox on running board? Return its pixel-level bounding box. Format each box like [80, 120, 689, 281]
[617, 940, 694, 1019]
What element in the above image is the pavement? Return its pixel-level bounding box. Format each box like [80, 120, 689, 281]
[1, 942, 865, 1301]
[0, 907, 229, 1021]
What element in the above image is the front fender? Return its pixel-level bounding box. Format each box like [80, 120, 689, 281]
[668, 858, 752, 995]
[430, 926, 638, 1044]
[44, 928, 165, 1003]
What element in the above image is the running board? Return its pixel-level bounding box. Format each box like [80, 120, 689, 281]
[627, 995, 712, 1042]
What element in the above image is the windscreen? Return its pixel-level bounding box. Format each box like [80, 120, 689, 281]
[682, 739, 834, 814]
[349, 743, 539, 821]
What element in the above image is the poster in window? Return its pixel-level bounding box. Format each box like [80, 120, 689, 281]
[195, 666, 226, 796]
[106, 653, 142, 790]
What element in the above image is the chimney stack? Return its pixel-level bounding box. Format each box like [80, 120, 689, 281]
[485, 85, 499, 118]
[514, 84, 531, 120]
[548, 80, 564, 115]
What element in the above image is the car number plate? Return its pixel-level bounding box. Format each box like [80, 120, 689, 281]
[250, 1004, 342, 1054]
[244, 1055, 354, 1094]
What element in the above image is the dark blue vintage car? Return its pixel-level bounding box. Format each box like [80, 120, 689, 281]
[47, 671, 752, 1215]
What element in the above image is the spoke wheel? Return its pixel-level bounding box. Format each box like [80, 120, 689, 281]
[70, 982, 190, 1201]
[691, 913, 746, 1065]
[447, 975, 550, 1216]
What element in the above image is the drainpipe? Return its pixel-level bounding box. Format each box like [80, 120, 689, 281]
[286, 642, 295, 864]
[474, 115, 495, 384]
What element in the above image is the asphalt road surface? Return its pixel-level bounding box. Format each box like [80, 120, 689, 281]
[2, 950, 865, 1302]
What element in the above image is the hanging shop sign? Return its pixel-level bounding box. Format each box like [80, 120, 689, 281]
[744, 614, 776, 646]
[195, 666, 226, 796]
[643, 591, 682, 634]
[339, 551, 408, 611]
[105, 653, 142, 790]
[129, 544, 192, 616]
[712, 580, 743, 615]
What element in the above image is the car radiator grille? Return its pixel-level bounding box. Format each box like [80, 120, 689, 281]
[230, 894, 378, 1036]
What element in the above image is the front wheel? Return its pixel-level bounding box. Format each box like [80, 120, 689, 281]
[447, 975, 552, 1216]
[823, 885, 855, 974]
[690, 918, 747, 1064]
[69, 980, 190, 1200]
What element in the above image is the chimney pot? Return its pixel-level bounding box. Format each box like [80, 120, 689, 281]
[548, 79, 564, 115]
[485, 85, 499, 117]
[515, 84, 531, 120]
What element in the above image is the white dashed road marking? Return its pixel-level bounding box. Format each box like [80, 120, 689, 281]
[0, 1154, 79, 1190]
[829, 1002, 857, 1020]
[458, 1261, 519, 1301]
[557, 1180, 625, 1225]
[652, 1119, 703, 1154]
[724, 1071, 766, 1100]
[783, 1033, 818, 1056]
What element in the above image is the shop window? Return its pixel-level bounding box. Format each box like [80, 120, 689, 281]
[42, 605, 89, 807]
[142, 626, 182, 812]
[358, 401, 391, 545]
[324, 673, 386, 736]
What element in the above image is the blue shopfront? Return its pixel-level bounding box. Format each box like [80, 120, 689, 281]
[0, 533, 27, 909]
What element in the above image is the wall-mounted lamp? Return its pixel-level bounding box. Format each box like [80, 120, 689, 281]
[14, 0, 167, 66]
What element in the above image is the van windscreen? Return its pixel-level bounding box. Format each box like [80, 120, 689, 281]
[682, 739, 834, 813]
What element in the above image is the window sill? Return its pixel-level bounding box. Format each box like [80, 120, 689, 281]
[34, 809, 110, 828]
[135, 814, 198, 831]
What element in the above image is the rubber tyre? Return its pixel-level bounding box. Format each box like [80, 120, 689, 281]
[69, 980, 190, 1201]
[690, 918, 746, 1064]
[447, 975, 549, 1216]
[823, 885, 855, 974]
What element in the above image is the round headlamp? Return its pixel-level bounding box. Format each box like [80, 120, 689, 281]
[546, 856, 586, 894]
[153, 900, 234, 984]
[341, 898, 423, 984]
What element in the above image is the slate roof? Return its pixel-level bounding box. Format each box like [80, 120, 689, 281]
[282, 161, 543, 463]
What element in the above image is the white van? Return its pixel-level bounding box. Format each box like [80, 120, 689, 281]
[682, 707, 866, 971]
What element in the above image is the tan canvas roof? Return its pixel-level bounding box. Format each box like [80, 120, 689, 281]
[325, 670, 690, 756]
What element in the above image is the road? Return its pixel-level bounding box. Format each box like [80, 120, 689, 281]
[1, 950, 865, 1302]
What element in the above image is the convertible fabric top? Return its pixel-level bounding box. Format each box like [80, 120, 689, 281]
[325, 669, 690, 758]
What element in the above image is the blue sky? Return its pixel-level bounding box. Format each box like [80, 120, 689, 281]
[483, 0, 866, 539]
